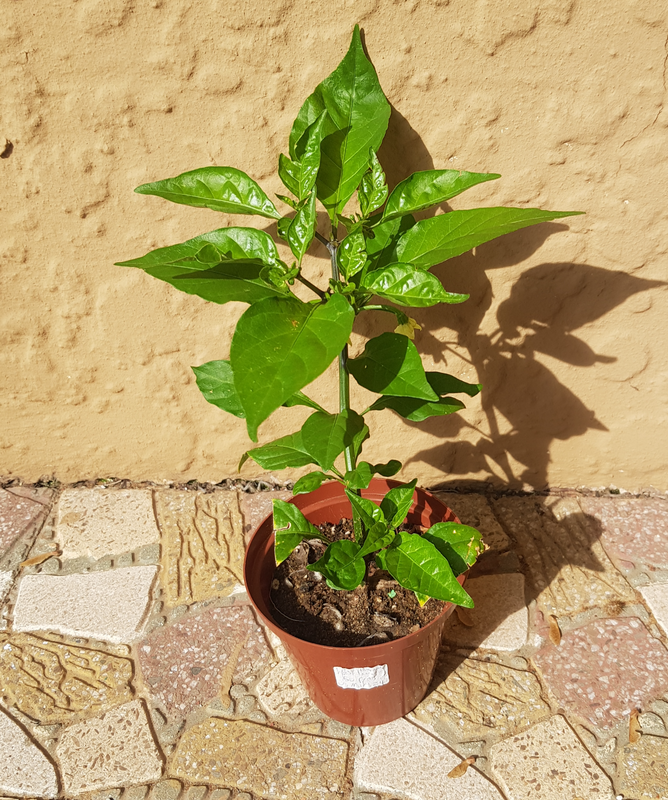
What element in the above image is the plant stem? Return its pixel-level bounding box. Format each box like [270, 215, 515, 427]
[296, 273, 326, 299]
[315, 231, 330, 247]
[360, 304, 407, 322]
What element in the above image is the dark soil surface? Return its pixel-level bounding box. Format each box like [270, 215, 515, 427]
[270, 518, 447, 647]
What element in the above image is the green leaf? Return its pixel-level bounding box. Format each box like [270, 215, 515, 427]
[135, 167, 281, 219]
[241, 430, 316, 471]
[294, 111, 328, 198]
[384, 533, 474, 606]
[273, 499, 327, 564]
[423, 522, 485, 577]
[348, 332, 438, 401]
[277, 216, 292, 241]
[282, 391, 327, 413]
[290, 25, 391, 214]
[358, 521, 395, 558]
[292, 471, 331, 495]
[116, 227, 288, 305]
[396, 207, 583, 270]
[278, 155, 300, 197]
[309, 539, 365, 590]
[380, 479, 417, 529]
[192, 360, 245, 418]
[351, 423, 370, 462]
[427, 372, 481, 398]
[338, 230, 367, 279]
[287, 191, 317, 262]
[365, 214, 416, 272]
[301, 410, 367, 471]
[367, 394, 466, 422]
[344, 489, 385, 530]
[382, 169, 500, 222]
[362, 262, 469, 307]
[230, 294, 355, 441]
[359, 149, 388, 217]
[344, 459, 402, 490]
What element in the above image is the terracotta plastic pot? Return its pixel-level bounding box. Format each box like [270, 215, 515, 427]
[244, 479, 466, 727]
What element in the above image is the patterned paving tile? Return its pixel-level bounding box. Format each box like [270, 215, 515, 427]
[0, 488, 49, 563]
[138, 604, 274, 720]
[534, 617, 668, 729]
[0, 704, 58, 798]
[434, 492, 511, 553]
[639, 581, 668, 636]
[616, 733, 668, 799]
[255, 657, 315, 719]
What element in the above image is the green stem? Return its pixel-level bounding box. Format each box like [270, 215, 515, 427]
[296, 273, 326, 299]
[360, 304, 408, 324]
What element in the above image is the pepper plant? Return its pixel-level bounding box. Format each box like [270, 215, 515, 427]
[117, 26, 580, 607]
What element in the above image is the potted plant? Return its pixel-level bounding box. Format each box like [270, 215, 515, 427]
[117, 26, 580, 725]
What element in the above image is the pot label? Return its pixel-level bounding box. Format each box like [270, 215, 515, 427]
[333, 664, 389, 690]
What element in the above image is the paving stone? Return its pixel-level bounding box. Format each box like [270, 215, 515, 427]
[639, 581, 668, 636]
[0, 572, 12, 605]
[616, 733, 668, 798]
[534, 617, 668, 729]
[442, 573, 528, 650]
[12, 566, 157, 643]
[0, 704, 58, 798]
[138, 604, 274, 720]
[435, 492, 511, 553]
[149, 779, 182, 800]
[0, 488, 48, 561]
[56, 699, 164, 794]
[169, 718, 348, 798]
[255, 656, 314, 719]
[122, 786, 149, 800]
[490, 715, 614, 799]
[354, 717, 504, 800]
[55, 489, 161, 560]
[414, 654, 551, 740]
[154, 490, 245, 605]
[493, 496, 635, 617]
[4, 486, 55, 506]
[0, 632, 133, 722]
[238, 490, 291, 545]
[580, 496, 668, 571]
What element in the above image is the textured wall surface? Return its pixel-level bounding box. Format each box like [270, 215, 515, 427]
[1, 0, 666, 490]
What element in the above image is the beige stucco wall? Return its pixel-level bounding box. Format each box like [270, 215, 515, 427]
[1, 0, 666, 490]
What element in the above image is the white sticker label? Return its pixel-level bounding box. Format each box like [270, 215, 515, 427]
[333, 664, 389, 690]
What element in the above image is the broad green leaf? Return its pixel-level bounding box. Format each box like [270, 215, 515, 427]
[414, 590, 430, 607]
[358, 521, 395, 558]
[359, 149, 388, 217]
[301, 410, 367, 471]
[362, 262, 469, 307]
[278, 154, 300, 197]
[382, 169, 500, 222]
[287, 191, 317, 262]
[241, 430, 316, 471]
[345, 489, 385, 530]
[192, 360, 245, 418]
[367, 394, 466, 422]
[423, 522, 485, 577]
[276, 193, 299, 210]
[282, 391, 327, 413]
[135, 167, 281, 219]
[348, 332, 438, 400]
[170, 261, 291, 305]
[380, 479, 417, 529]
[351, 423, 370, 461]
[277, 216, 292, 241]
[427, 372, 481, 398]
[384, 533, 474, 606]
[230, 293, 355, 441]
[309, 539, 365, 590]
[273, 499, 327, 564]
[338, 230, 367, 279]
[293, 111, 328, 199]
[344, 459, 402, 490]
[365, 214, 416, 272]
[396, 207, 583, 270]
[290, 25, 391, 214]
[292, 471, 331, 495]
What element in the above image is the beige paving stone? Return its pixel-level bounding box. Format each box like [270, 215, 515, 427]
[490, 715, 615, 799]
[492, 495, 635, 617]
[354, 717, 504, 800]
[0, 632, 133, 723]
[169, 718, 348, 798]
[414, 655, 551, 740]
[239, 490, 291, 545]
[12, 566, 157, 643]
[616, 734, 668, 799]
[56, 489, 161, 560]
[639, 581, 668, 636]
[255, 656, 315, 719]
[56, 700, 164, 794]
[0, 704, 58, 798]
[0, 488, 48, 565]
[442, 573, 528, 650]
[154, 490, 245, 605]
[435, 492, 511, 553]
[0, 571, 12, 605]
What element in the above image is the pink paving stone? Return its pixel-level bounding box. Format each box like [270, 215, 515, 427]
[0, 488, 48, 558]
[533, 617, 668, 729]
[138, 604, 274, 719]
[579, 496, 668, 570]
